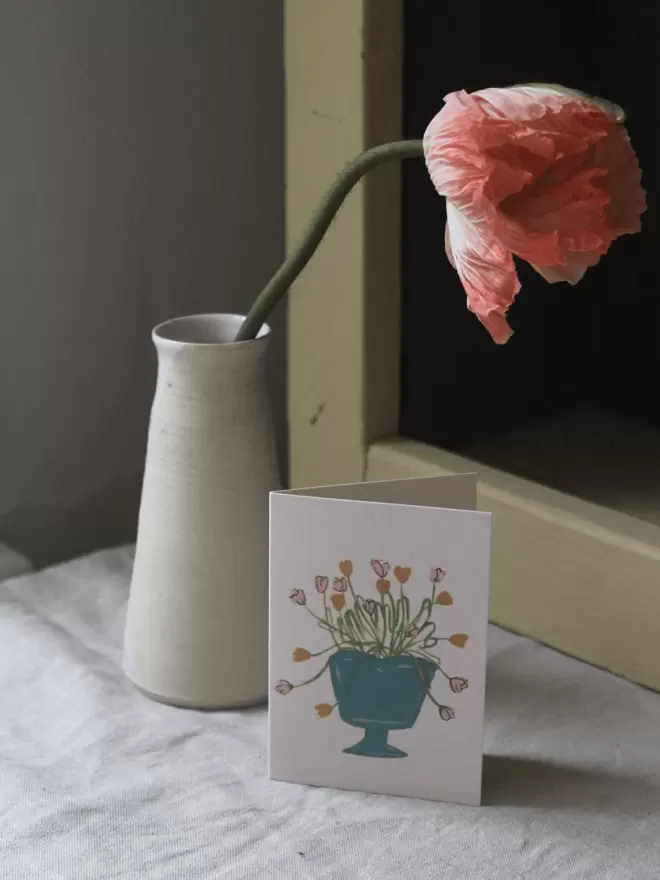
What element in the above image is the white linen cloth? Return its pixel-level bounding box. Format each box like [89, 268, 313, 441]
[1, 548, 659, 879]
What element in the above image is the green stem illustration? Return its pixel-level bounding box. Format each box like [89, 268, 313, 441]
[305, 605, 340, 634]
[323, 592, 340, 648]
[413, 659, 447, 711]
[308, 644, 339, 659]
[293, 658, 332, 689]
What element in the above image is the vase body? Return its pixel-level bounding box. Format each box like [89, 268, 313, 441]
[330, 651, 435, 757]
[123, 314, 279, 708]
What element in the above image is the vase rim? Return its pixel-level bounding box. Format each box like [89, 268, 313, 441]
[152, 313, 271, 349]
[331, 649, 434, 667]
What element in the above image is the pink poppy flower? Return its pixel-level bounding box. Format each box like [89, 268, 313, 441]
[333, 577, 348, 593]
[315, 576, 329, 594]
[289, 589, 306, 606]
[370, 559, 390, 579]
[423, 84, 646, 343]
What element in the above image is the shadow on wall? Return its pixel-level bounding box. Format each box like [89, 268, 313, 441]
[0, 0, 285, 566]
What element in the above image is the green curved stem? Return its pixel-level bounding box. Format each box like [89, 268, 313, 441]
[293, 658, 331, 689]
[236, 140, 424, 341]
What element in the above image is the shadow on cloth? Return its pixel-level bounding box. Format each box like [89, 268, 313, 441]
[482, 754, 660, 817]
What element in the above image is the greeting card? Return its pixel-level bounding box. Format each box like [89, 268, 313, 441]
[269, 474, 491, 805]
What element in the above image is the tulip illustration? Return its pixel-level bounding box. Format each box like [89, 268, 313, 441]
[450, 677, 468, 694]
[331, 594, 346, 612]
[449, 633, 468, 648]
[376, 578, 391, 596]
[315, 703, 334, 718]
[370, 559, 390, 579]
[363, 598, 377, 616]
[279, 558, 473, 746]
[394, 566, 411, 585]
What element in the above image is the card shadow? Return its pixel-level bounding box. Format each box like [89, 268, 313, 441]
[482, 754, 660, 817]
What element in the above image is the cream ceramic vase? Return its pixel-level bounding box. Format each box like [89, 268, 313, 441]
[123, 314, 279, 708]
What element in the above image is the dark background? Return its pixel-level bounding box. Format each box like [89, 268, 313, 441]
[401, 1, 659, 450]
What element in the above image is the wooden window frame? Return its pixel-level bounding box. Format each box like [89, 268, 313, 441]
[285, 0, 660, 690]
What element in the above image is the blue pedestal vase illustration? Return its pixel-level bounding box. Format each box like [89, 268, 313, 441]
[329, 650, 436, 758]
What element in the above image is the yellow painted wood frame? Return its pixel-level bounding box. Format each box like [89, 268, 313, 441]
[285, 0, 660, 690]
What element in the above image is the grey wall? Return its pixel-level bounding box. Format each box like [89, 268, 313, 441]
[0, 1, 284, 565]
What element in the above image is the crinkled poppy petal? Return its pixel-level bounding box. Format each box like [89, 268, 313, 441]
[445, 202, 519, 344]
[593, 126, 646, 233]
[424, 84, 646, 335]
[531, 250, 602, 285]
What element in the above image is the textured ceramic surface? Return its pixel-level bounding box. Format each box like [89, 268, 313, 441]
[123, 314, 279, 708]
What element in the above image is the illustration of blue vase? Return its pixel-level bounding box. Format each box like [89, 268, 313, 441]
[329, 651, 435, 758]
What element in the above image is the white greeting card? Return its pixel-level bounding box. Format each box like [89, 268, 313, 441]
[268, 474, 491, 806]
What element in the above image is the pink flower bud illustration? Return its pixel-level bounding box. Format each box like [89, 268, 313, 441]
[438, 706, 456, 721]
[370, 559, 390, 579]
[333, 577, 348, 593]
[289, 589, 306, 606]
[275, 680, 293, 696]
[450, 677, 468, 694]
[315, 576, 329, 594]
[430, 567, 446, 583]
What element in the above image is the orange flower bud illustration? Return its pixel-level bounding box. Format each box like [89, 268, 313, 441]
[376, 578, 391, 596]
[293, 648, 312, 662]
[449, 633, 468, 648]
[331, 594, 346, 612]
[394, 566, 411, 584]
[339, 560, 353, 577]
[315, 703, 334, 718]
[435, 591, 453, 605]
